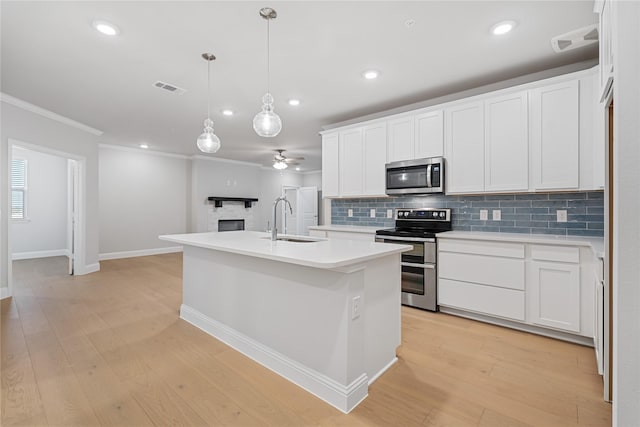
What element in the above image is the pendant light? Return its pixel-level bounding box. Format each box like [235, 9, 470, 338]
[253, 7, 282, 138]
[196, 53, 221, 153]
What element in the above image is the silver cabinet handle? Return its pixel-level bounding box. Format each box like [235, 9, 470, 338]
[402, 262, 435, 269]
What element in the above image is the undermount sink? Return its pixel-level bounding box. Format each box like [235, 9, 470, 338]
[261, 236, 321, 243]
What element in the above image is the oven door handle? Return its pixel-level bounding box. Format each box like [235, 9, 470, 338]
[426, 164, 432, 188]
[402, 262, 435, 269]
[375, 235, 435, 243]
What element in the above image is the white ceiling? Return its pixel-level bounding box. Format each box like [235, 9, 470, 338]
[1, 1, 598, 171]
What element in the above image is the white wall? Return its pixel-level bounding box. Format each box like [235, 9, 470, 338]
[302, 171, 322, 189]
[612, 2, 640, 426]
[11, 147, 68, 256]
[1, 102, 101, 291]
[259, 169, 304, 232]
[99, 145, 189, 256]
[191, 157, 262, 232]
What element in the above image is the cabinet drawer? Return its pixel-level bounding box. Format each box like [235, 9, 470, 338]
[439, 252, 525, 290]
[530, 245, 580, 263]
[439, 239, 525, 258]
[439, 279, 525, 321]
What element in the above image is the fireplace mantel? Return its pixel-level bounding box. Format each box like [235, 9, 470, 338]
[207, 197, 258, 208]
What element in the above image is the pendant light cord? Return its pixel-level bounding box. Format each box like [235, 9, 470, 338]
[207, 59, 211, 120]
[267, 17, 270, 95]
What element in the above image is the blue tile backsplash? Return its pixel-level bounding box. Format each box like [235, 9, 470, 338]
[331, 191, 604, 237]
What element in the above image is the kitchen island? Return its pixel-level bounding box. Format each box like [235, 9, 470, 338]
[158, 231, 410, 413]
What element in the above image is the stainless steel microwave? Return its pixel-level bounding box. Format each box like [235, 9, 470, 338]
[385, 157, 445, 195]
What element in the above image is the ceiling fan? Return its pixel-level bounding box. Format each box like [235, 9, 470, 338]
[272, 149, 304, 170]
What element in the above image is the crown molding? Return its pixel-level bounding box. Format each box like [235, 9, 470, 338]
[1, 92, 104, 136]
[99, 143, 190, 159]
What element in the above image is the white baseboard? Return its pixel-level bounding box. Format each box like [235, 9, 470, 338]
[180, 304, 369, 414]
[0, 287, 10, 300]
[76, 262, 100, 275]
[99, 246, 183, 261]
[12, 249, 69, 260]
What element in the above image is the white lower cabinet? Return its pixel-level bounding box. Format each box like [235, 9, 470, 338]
[528, 260, 581, 333]
[438, 237, 596, 340]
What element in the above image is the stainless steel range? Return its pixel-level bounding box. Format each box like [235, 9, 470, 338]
[375, 208, 452, 311]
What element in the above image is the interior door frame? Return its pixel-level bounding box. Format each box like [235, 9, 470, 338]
[7, 139, 86, 296]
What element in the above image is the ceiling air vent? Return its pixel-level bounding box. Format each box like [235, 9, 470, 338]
[153, 81, 186, 95]
[551, 24, 598, 53]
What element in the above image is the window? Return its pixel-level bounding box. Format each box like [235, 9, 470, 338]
[11, 158, 27, 220]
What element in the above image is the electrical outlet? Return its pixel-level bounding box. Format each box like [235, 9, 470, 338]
[492, 210, 501, 221]
[480, 210, 488, 221]
[351, 296, 361, 320]
[347, 209, 353, 217]
[386, 209, 393, 218]
[557, 210, 568, 222]
[370, 209, 376, 218]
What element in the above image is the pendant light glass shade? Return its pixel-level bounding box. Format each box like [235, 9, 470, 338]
[197, 53, 221, 153]
[254, 8, 282, 138]
[253, 93, 282, 137]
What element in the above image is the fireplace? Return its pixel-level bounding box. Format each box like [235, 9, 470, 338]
[218, 219, 245, 232]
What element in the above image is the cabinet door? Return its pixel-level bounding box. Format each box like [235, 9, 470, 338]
[363, 122, 387, 196]
[444, 102, 484, 193]
[387, 116, 415, 162]
[530, 80, 580, 190]
[484, 92, 529, 192]
[415, 110, 443, 159]
[339, 128, 364, 196]
[529, 261, 581, 332]
[321, 133, 340, 198]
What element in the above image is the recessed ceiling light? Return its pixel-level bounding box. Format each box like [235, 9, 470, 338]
[288, 99, 300, 106]
[363, 70, 379, 80]
[491, 20, 516, 36]
[295, 167, 301, 171]
[92, 20, 120, 36]
[222, 109, 234, 116]
[139, 143, 149, 149]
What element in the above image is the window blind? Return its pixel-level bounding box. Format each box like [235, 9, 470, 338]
[11, 159, 27, 219]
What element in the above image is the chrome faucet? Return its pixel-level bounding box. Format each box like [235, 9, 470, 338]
[272, 196, 293, 241]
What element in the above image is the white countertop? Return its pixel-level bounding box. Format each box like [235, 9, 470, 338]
[438, 231, 605, 258]
[159, 231, 411, 269]
[307, 225, 380, 234]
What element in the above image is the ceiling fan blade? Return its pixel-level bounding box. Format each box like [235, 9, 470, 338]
[285, 156, 305, 161]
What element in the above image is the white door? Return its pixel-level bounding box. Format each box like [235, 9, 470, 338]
[283, 187, 298, 235]
[299, 186, 318, 236]
[530, 80, 580, 190]
[339, 128, 364, 196]
[66, 159, 78, 275]
[444, 101, 485, 193]
[387, 116, 415, 162]
[484, 91, 529, 192]
[362, 123, 387, 196]
[415, 110, 444, 159]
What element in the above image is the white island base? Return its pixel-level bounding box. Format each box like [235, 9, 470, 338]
[160, 231, 407, 413]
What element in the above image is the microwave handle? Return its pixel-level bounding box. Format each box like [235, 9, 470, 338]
[426, 164, 432, 188]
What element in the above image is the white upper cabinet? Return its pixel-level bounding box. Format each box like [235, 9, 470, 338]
[414, 110, 444, 159]
[387, 116, 415, 162]
[484, 92, 529, 192]
[321, 132, 339, 198]
[530, 80, 580, 191]
[362, 122, 387, 196]
[444, 101, 485, 194]
[595, 0, 614, 101]
[339, 128, 365, 196]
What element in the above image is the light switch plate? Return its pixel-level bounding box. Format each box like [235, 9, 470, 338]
[348, 209, 353, 217]
[557, 210, 568, 222]
[352, 296, 361, 320]
[370, 209, 376, 218]
[386, 209, 393, 218]
[492, 210, 501, 221]
[480, 210, 488, 221]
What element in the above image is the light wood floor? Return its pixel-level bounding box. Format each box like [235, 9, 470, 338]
[2, 254, 611, 426]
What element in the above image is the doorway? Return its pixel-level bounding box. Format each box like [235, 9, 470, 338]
[8, 140, 84, 297]
[282, 186, 318, 236]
